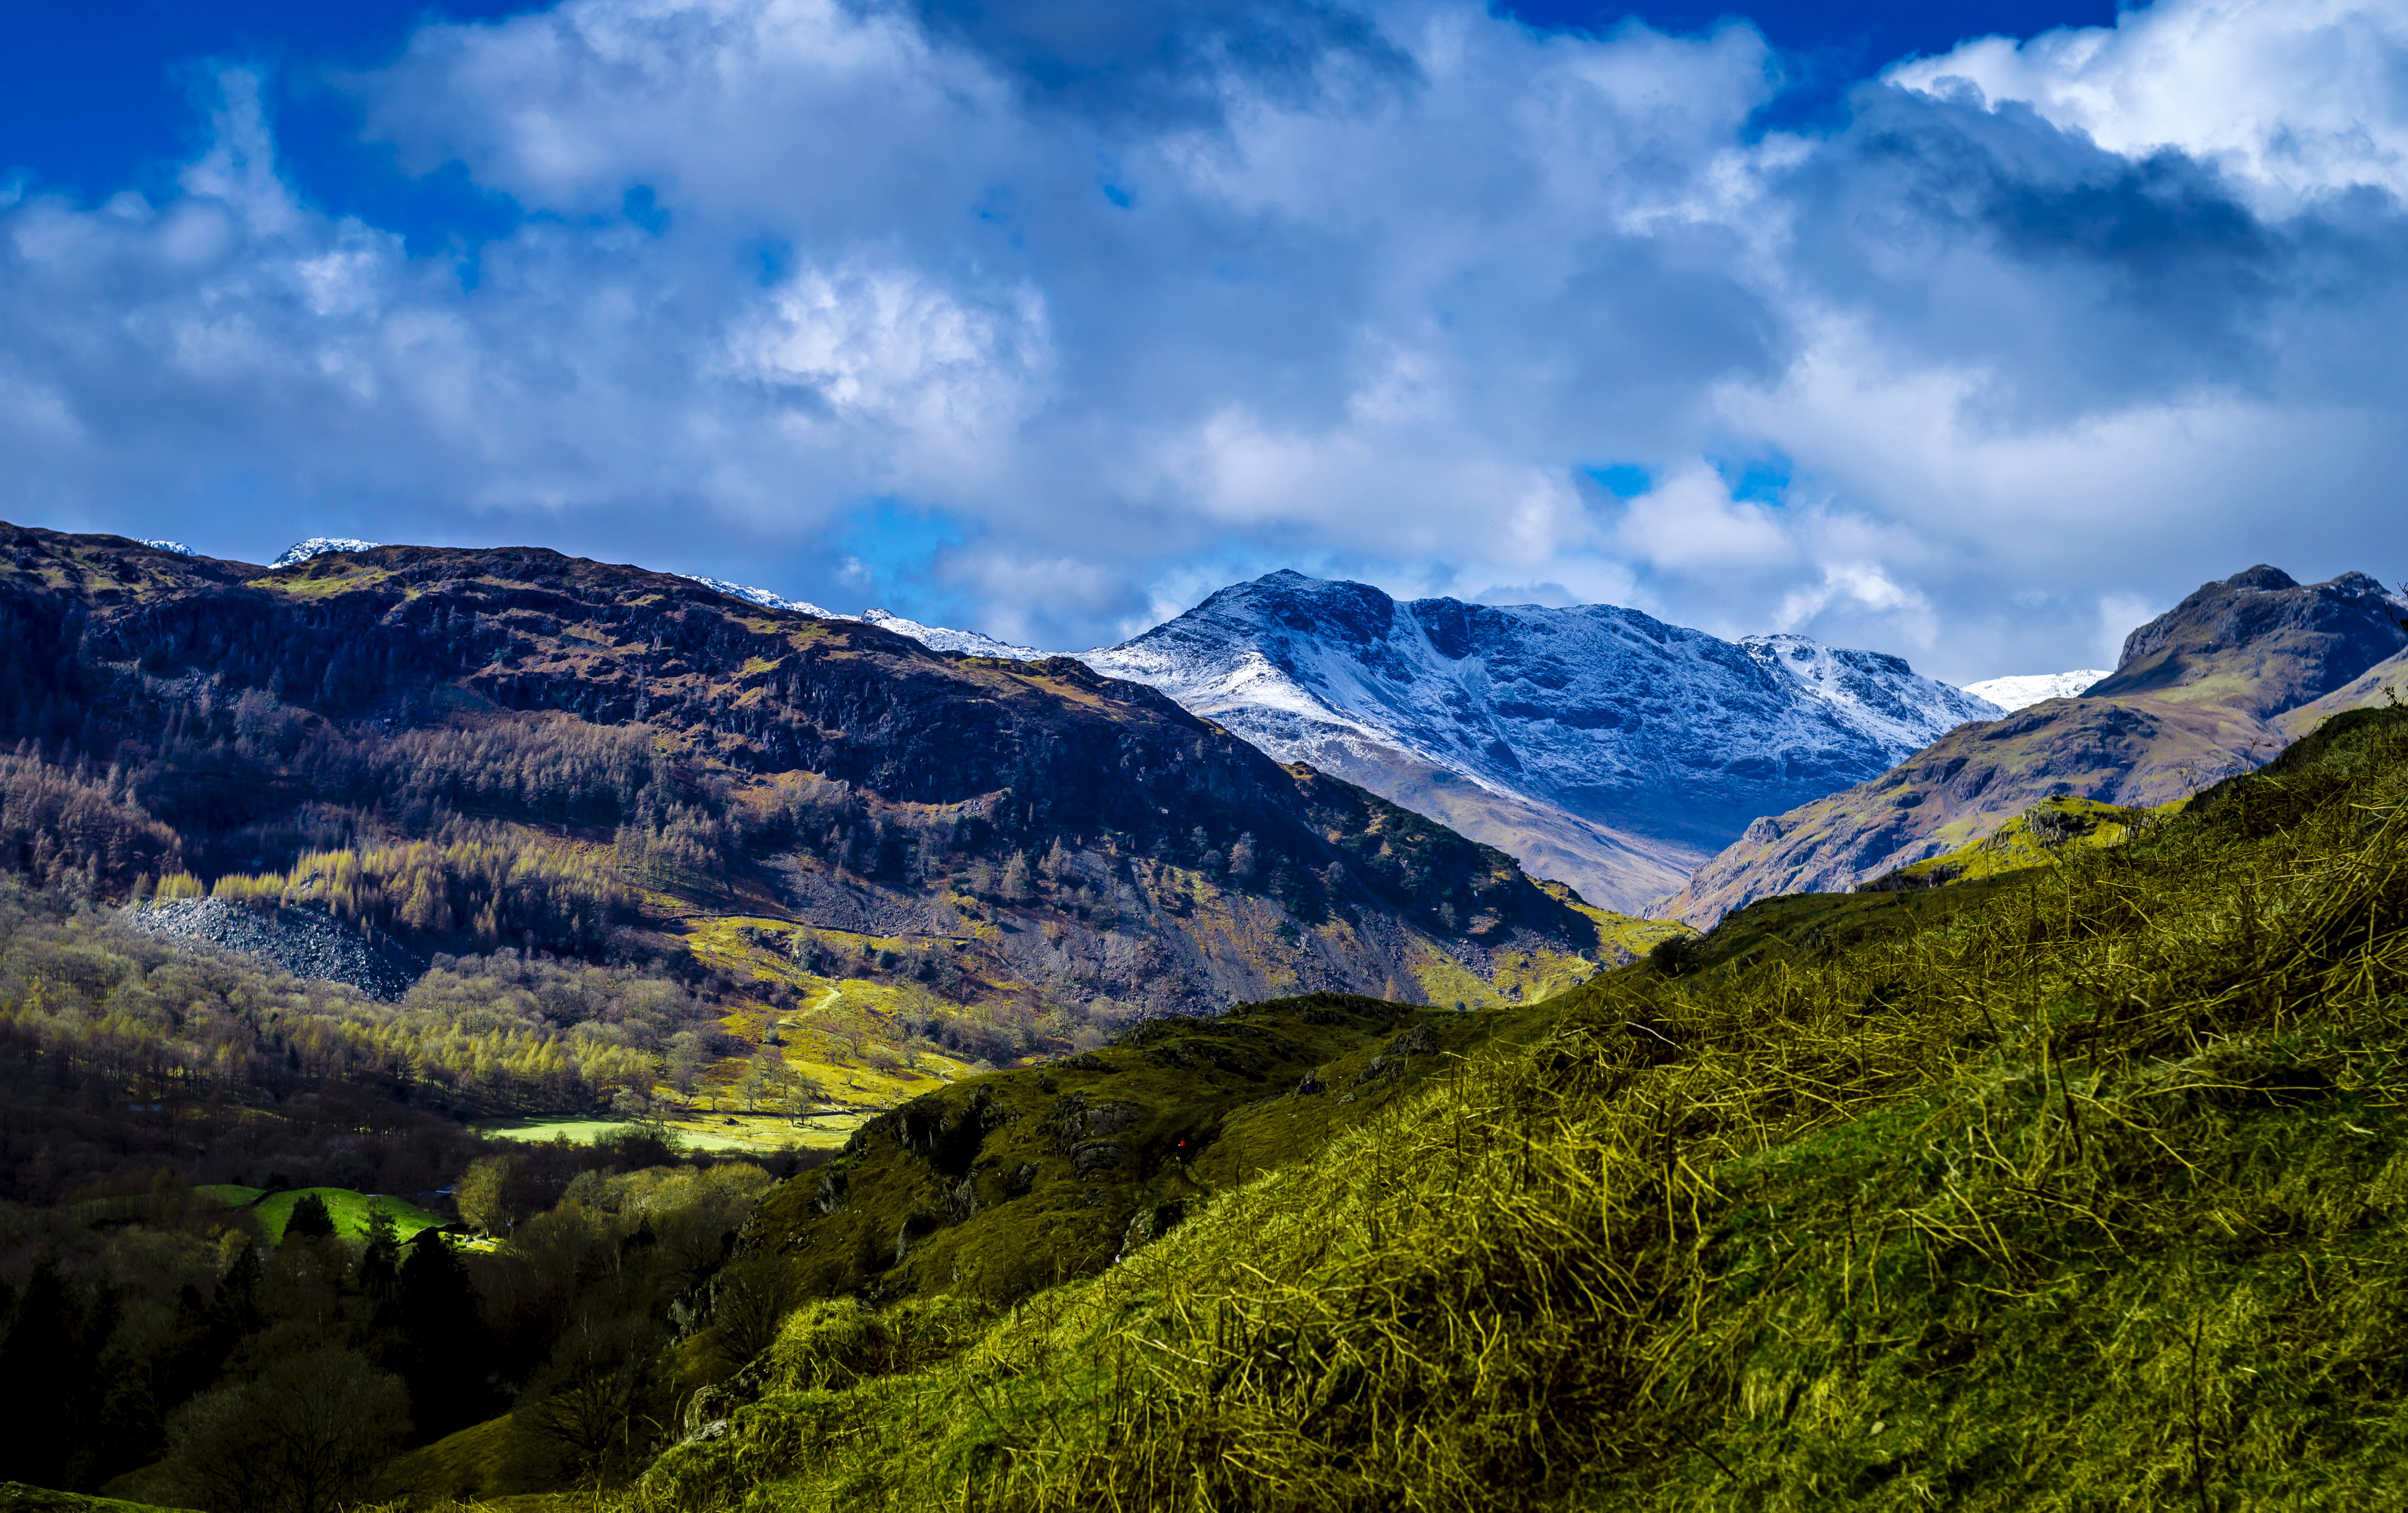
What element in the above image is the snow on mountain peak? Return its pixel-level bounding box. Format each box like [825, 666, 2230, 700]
[684, 575, 838, 617]
[1962, 670, 2113, 710]
[858, 609, 1050, 661]
[1080, 570, 2000, 913]
[680, 576, 1050, 661]
[1740, 633, 2003, 750]
[271, 537, 381, 568]
[141, 539, 195, 555]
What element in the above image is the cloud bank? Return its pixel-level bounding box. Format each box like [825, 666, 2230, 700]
[3, 0, 2404, 677]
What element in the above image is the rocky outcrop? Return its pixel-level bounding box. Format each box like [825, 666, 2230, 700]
[1665, 567, 2408, 926]
[123, 898, 424, 999]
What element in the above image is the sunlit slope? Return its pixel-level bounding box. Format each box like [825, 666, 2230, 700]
[644, 701, 2408, 1511]
[1666, 566, 2408, 925]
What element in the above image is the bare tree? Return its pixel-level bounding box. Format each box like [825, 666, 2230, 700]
[161, 1346, 409, 1513]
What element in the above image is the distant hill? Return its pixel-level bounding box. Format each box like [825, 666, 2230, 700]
[1665, 566, 2408, 924]
[1081, 570, 1997, 914]
[0, 523, 1610, 1070]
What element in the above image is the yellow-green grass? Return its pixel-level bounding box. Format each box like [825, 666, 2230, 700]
[481, 1111, 864, 1154]
[0, 1487, 200, 1512]
[367, 1412, 523, 1505]
[228, 1186, 448, 1242]
[1882, 792, 2186, 886]
[1569, 900, 1693, 958]
[628, 704, 2408, 1512]
[478, 1117, 630, 1146]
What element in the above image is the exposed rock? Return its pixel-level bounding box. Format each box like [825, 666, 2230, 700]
[1665, 567, 2408, 926]
[122, 898, 423, 999]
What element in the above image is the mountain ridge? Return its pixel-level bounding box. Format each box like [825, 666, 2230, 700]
[1665, 565, 2408, 924]
[0, 524, 1617, 1045]
[1080, 570, 1997, 913]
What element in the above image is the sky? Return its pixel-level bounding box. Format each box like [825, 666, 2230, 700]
[2, 0, 2402, 682]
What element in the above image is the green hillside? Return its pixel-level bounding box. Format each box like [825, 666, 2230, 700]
[630, 701, 2408, 1510]
[201, 1186, 448, 1244]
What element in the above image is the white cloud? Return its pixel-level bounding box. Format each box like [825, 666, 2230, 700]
[0, 0, 2403, 676]
[1890, 0, 2408, 214]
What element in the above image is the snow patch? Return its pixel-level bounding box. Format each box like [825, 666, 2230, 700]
[680, 576, 1050, 660]
[272, 537, 382, 568]
[1963, 670, 2112, 710]
[141, 539, 196, 555]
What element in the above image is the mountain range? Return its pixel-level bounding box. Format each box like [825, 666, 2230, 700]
[309, 544, 2006, 916]
[1666, 566, 2408, 924]
[1078, 570, 1999, 913]
[0, 523, 1627, 1037]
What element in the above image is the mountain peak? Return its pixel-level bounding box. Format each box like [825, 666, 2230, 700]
[2093, 566, 2406, 716]
[680, 575, 1049, 660]
[1085, 577, 1996, 912]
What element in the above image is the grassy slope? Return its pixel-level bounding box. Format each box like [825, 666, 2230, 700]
[209, 1185, 448, 1243]
[733, 992, 1558, 1312]
[626, 702, 2408, 1512]
[1868, 793, 2183, 887]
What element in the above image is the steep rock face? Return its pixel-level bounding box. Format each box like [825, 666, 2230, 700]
[2087, 566, 2406, 716]
[1082, 570, 1997, 914]
[1667, 566, 2408, 925]
[0, 524, 1602, 1018]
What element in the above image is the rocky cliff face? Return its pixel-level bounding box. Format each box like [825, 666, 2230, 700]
[1665, 566, 2408, 925]
[0, 524, 1606, 1023]
[1082, 570, 1997, 914]
[2087, 566, 2406, 715]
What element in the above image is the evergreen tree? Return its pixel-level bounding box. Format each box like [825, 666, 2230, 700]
[396, 1230, 492, 1440]
[282, 1192, 337, 1243]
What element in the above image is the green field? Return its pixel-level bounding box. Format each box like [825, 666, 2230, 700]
[477, 1117, 628, 1145]
[195, 1184, 448, 1243]
[480, 1112, 862, 1153]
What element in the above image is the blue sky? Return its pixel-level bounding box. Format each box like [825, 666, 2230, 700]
[1, 0, 2399, 679]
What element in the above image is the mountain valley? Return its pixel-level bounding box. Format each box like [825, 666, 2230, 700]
[11, 532, 2408, 1513]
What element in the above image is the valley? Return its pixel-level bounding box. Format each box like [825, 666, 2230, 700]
[7, 530, 2407, 1513]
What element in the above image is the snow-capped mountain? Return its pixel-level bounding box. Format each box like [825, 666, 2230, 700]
[1963, 670, 2112, 710]
[1081, 570, 2000, 914]
[141, 539, 195, 555]
[272, 537, 381, 568]
[683, 576, 1050, 661]
[856, 609, 1049, 661]
[686, 575, 838, 617]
